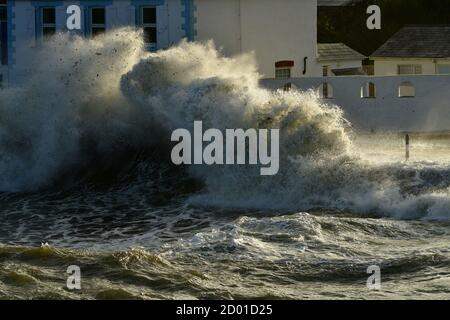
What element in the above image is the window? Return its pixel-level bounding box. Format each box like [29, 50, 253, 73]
[41, 8, 56, 40]
[319, 82, 333, 99]
[437, 65, 450, 74]
[361, 82, 376, 98]
[275, 61, 294, 79]
[275, 68, 291, 79]
[142, 7, 156, 49]
[397, 64, 422, 75]
[283, 83, 292, 92]
[0, 2, 6, 65]
[91, 7, 105, 37]
[0, 3, 6, 21]
[322, 66, 329, 77]
[399, 82, 415, 98]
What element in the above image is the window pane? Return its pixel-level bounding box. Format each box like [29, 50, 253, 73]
[275, 68, 291, 79]
[143, 27, 157, 44]
[399, 82, 415, 98]
[43, 27, 55, 38]
[369, 82, 376, 97]
[91, 8, 105, 25]
[398, 64, 422, 75]
[437, 65, 450, 74]
[1, 20, 6, 65]
[414, 65, 422, 74]
[398, 65, 414, 75]
[0, 7, 6, 22]
[42, 8, 55, 24]
[143, 8, 156, 24]
[92, 27, 105, 37]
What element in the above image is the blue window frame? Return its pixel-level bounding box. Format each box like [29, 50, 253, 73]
[32, 1, 62, 42]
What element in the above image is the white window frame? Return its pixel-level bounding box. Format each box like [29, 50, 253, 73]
[41, 7, 56, 40]
[275, 67, 291, 79]
[141, 6, 157, 50]
[90, 7, 106, 37]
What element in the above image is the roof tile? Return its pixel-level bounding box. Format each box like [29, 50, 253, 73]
[372, 25, 450, 58]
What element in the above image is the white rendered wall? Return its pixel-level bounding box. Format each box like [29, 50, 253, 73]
[261, 75, 450, 132]
[373, 58, 450, 76]
[194, 0, 241, 56]
[195, 0, 321, 78]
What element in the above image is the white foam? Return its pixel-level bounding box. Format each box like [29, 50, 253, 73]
[1, 29, 450, 220]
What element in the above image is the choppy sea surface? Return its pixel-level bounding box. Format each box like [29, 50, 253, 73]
[0, 30, 449, 299]
[0, 136, 449, 300]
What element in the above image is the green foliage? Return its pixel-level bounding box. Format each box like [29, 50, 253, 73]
[318, 0, 450, 56]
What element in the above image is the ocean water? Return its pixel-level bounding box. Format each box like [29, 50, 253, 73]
[0, 30, 448, 300]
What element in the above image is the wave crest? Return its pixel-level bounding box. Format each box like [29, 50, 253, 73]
[1, 29, 450, 220]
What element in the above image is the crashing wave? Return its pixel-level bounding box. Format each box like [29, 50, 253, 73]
[0, 29, 449, 220]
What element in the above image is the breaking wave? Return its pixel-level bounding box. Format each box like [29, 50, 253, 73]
[1, 28, 450, 220]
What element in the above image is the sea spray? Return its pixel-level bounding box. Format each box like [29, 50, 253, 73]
[0, 29, 449, 220]
[0, 29, 147, 190]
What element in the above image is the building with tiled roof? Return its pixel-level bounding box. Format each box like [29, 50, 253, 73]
[371, 25, 450, 75]
[318, 43, 366, 76]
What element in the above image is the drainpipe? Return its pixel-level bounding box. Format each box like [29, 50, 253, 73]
[303, 57, 308, 75]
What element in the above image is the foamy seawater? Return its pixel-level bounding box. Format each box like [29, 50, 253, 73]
[0, 196, 449, 299]
[0, 30, 449, 299]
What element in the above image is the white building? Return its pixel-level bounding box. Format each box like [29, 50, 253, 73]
[0, 0, 352, 85]
[194, 0, 322, 79]
[2, 1, 450, 134]
[317, 43, 366, 76]
[372, 25, 450, 76]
